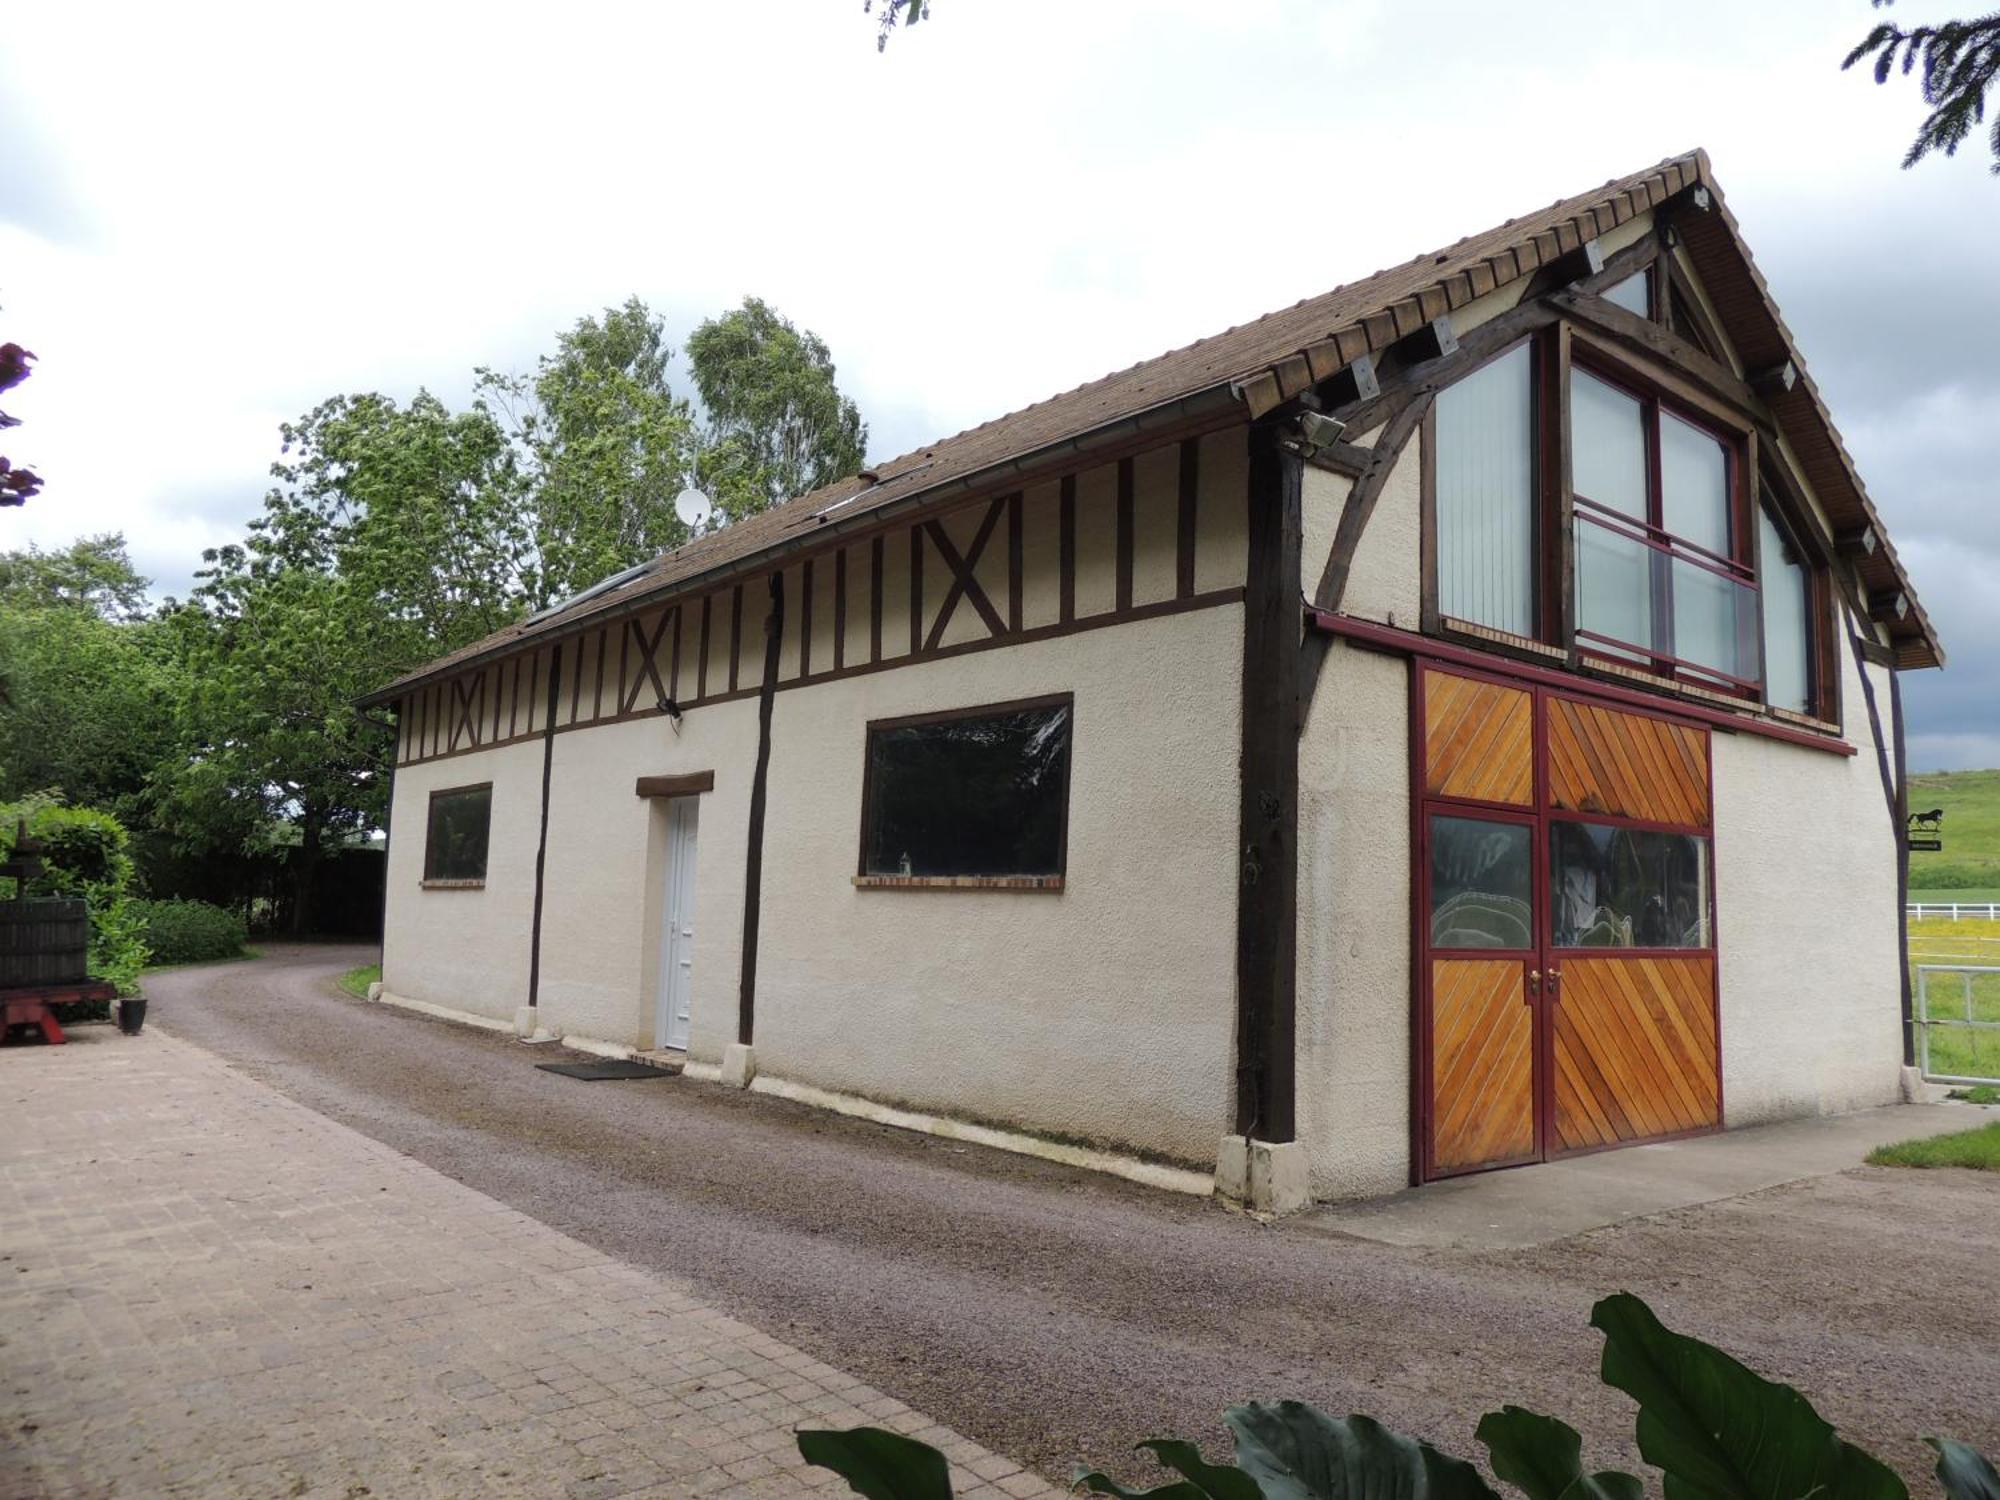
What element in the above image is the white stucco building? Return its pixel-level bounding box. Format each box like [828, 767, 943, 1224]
[364, 152, 1940, 1209]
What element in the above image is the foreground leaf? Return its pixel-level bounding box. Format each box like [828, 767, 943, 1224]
[1590, 1293, 1906, 1500]
[1930, 1440, 2000, 1500]
[1226, 1402, 1500, 1500]
[1475, 1406, 1641, 1500]
[798, 1427, 955, 1500]
[1076, 1439, 1263, 1500]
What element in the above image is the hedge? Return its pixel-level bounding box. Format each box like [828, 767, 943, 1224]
[131, 899, 249, 965]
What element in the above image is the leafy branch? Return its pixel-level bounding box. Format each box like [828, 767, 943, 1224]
[1845, 1, 2000, 171]
[864, 0, 928, 51]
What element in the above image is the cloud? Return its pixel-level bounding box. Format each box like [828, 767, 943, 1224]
[0, 0, 1993, 762]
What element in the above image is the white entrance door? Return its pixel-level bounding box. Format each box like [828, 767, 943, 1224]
[654, 797, 699, 1051]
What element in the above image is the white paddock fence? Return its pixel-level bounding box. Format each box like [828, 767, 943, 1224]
[1909, 903, 2000, 922]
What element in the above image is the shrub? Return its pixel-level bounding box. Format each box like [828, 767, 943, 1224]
[130, 898, 248, 965]
[801, 1292, 1997, 1500]
[0, 796, 148, 995]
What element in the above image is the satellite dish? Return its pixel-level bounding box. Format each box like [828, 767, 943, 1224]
[674, 487, 714, 529]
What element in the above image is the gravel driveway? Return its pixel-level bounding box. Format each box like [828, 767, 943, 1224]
[150, 945, 2000, 1486]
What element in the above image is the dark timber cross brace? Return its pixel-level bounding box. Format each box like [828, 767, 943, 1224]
[1235, 423, 1301, 1142]
[738, 571, 785, 1047]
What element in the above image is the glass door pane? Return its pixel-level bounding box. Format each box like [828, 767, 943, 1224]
[1429, 814, 1534, 950]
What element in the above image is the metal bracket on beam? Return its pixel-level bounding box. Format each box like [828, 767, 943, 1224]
[1392, 315, 1458, 366]
[1869, 588, 1910, 622]
[1751, 360, 1799, 397]
[1837, 524, 1880, 559]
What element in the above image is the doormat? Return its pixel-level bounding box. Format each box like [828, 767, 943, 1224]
[535, 1059, 676, 1081]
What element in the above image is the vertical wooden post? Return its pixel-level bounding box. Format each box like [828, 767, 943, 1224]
[527, 641, 563, 1012]
[1236, 424, 1302, 1142]
[739, 572, 785, 1046]
[1891, 664, 1915, 1067]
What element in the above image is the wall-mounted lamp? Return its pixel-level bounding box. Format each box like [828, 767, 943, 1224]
[657, 697, 683, 735]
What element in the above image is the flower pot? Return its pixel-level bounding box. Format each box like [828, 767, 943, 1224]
[117, 997, 148, 1035]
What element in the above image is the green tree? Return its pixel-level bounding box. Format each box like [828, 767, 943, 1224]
[166, 391, 529, 928]
[479, 298, 702, 606]
[687, 298, 868, 521]
[0, 606, 181, 815]
[0, 533, 152, 621]
[1847, 2, 2000, 171]
[0, 536, 179, 818]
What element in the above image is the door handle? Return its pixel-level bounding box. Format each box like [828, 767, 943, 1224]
[1526, 969, 1541, 996]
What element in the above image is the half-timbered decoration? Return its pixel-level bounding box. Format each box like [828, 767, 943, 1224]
[363, 151, 1940, 1211]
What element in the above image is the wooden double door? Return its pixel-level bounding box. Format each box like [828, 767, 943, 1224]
[1417, 662, 1722, 1180]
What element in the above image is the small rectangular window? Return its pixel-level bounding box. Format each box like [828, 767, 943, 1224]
[1429, 815, 1533, 950]
[861, 698, 1072, 879]
[1435, 343, 1537, 638]
[1550, 821, 1710, 949]
[424, 784, 492, 884]
[1759, 503, 1813, 713]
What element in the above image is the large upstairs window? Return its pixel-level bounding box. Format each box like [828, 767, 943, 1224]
[1428, 316, 1832, 720]
[1571, 366, 1758, 692]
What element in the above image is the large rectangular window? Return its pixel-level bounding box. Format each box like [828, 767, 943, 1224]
[1550, 820, 1711, 950]
[860, 697, 1072, 881]
[1570, 367, 1759, 693]
[424, 783, 492, 884]
[1435, 343, 1536, 638]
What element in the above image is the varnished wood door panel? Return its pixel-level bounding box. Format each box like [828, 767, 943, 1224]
[1425, 672, 1534, 807]
[1552, 956, 1718, 1152]
[1546, 697, 1709, 827]
[1430, 959, 1537, 1172]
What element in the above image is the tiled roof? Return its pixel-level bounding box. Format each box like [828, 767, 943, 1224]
[364, 148, 1937, 704]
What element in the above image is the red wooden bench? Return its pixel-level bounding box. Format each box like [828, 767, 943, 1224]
[1, 979, 118, 1045]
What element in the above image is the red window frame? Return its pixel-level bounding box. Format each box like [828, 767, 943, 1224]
[1567, 353, 1760, 699]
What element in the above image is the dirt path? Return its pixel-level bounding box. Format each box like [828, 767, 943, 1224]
[150, 946, 2000, 1486]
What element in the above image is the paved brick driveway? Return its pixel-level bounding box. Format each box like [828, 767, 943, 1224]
[0, 1026, 1053, 1500]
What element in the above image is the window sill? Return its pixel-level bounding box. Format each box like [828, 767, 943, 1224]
[852, 874, 1065, 893]
[421, 878, 486, 891]
[1438, 616, 1568, 662]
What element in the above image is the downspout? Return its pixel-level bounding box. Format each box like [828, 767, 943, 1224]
[738, 571, 785, 1047]
[527, 641, 563, 1014]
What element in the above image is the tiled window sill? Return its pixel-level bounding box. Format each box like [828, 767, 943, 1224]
[851, 874, 1064, 892]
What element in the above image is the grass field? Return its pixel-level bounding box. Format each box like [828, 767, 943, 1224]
[338, 963, 381, 1000]
[1907, 768, 2000, 895]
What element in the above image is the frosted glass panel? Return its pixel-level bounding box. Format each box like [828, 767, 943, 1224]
[1571, 372, 1646, 519]
[1672, 558, 1754, 681]
[1576, 519, 1652, 654]
[1661, 413, 1729, 554]
[1602, 272, 1650, 318]
[1760, 506, 1811, 711]
[1435, 344, 1535, 636]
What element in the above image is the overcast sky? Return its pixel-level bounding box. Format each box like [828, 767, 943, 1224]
[3, 1, 1994, 768]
